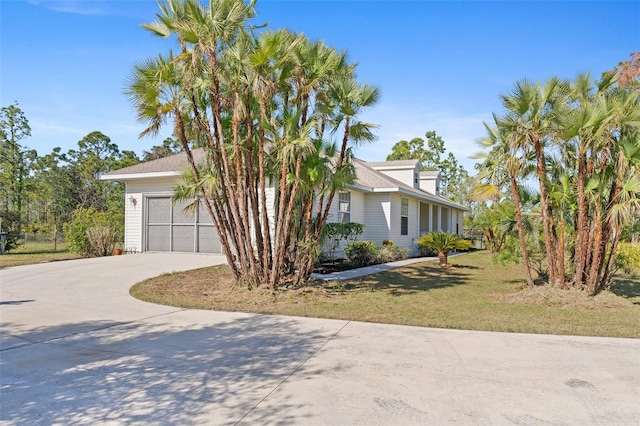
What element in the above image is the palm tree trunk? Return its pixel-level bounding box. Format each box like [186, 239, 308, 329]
[438, 251, 448, 267]
[509, 173, 535, 288]
[533, 137, 560, 286]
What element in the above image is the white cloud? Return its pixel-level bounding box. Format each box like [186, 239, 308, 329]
[28, 0, 113, 16]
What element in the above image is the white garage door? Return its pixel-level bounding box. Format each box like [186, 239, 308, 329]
[145, 197, 222, 254]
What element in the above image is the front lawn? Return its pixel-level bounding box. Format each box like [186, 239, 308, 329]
[130, 251, 640, 338]
[0, 242, 82, 268]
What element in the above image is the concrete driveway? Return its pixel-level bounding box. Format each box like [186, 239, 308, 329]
[1, 254, 639, 425]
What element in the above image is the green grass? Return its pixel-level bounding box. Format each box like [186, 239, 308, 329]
[0, 241, 82, 268]
[131, 251, 640, 338]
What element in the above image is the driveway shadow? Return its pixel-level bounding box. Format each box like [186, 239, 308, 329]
[1, 314, 334, 425]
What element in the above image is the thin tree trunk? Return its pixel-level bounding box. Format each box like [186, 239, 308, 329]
[573, 154, 589, 287]
[533, 137, 559, 286]
[509, 173, 535, 288]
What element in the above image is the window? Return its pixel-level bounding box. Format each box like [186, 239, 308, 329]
[401, 197, 409, 235]
[338, 191, 351, 223]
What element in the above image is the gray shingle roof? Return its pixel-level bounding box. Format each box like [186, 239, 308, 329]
[353, 159, 465, 209]
[102, 148, 205, 176]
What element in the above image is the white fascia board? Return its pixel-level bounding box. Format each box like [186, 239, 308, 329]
[100, 171, 182, 181]
[395, 187, 470, 211]
[370, 165, 416, 171]
[370, 187, 400, 193]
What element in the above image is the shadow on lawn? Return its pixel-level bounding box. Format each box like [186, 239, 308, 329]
[611, 274, 640, 304]
[325, 261, 472, 296]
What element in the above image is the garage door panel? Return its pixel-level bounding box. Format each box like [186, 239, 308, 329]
[198, 202, 214, 224]
[146, 196, 220, 253]
[173, 200, 196, 224]
[148, 198, 170, 223]
[148, 225, 170, 251]
[198, 225, 220, 253]
[172, 225, 195, 252]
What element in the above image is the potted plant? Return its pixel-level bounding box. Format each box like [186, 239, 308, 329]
[113, 242, 124, 256]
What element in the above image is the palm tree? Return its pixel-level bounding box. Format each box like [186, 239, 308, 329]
[416, 231, 471, 267]
[476, 116, 536, 287]
[500, 78, 571, 287]
[127, 0, 379, 289]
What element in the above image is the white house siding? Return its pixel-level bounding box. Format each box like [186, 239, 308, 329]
[377, 168, 418, 189]
[388, 193, 418, 252]
[362, 193, 391, 244]
[320, 189, 366, 257]
[322, 189, 365, 224]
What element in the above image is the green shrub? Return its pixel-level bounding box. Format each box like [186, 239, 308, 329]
[64, 208, 123, 257]
[344, 240, 379, 267]
[377, 243, 398, 263]
[615, 242, 640, 275]
[377, 240, 408, 263]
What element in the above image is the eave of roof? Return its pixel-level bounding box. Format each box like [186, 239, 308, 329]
[101, 171, 181, 181]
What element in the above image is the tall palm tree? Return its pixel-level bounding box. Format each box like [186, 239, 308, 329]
[127, 0, 380, 289]
[500, 78, 571, 287]
[477, 116, 536, 287]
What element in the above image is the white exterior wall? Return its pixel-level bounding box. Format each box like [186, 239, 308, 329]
[123, 177, 178, 253]
[361, 193, 391, 244]
[389, 193, 419, 253]
[322, 189, 367, 257]
[378, 169, 420, 188]
[419, 177, 438, 195]
[323, 189, 365, 224]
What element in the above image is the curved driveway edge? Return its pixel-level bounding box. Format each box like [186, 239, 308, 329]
[1, 253, 639, 425]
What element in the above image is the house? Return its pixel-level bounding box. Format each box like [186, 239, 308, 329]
[102, 150, 468, 255]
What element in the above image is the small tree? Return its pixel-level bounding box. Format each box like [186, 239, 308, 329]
[416, 231, 471, 267]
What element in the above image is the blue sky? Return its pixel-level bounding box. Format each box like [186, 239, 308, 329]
[2, 0, 638, 171]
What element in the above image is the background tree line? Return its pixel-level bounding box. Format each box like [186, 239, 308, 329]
[0, 102, 183, 251]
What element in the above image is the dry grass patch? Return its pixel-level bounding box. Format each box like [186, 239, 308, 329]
[130, 251, 640, 338]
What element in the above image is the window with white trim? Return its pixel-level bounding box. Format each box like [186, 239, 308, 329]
[338, 191, 351, 223]
[400, 197, 409, 235]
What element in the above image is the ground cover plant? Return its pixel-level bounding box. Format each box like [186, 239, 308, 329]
[130, 251, 640, 338]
